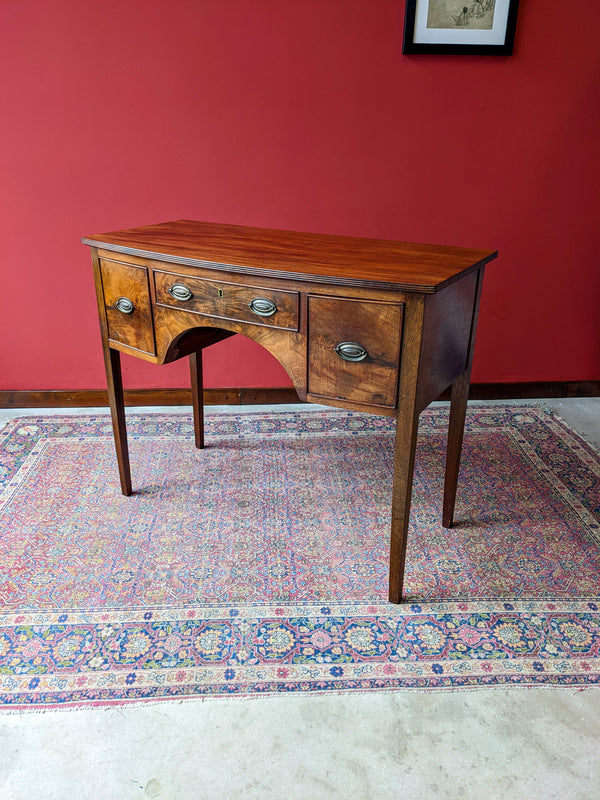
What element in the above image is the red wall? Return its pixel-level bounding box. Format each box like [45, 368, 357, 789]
[1, 0, 599, 391]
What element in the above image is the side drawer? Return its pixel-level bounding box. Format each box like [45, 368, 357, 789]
[308, 296, 403, 408]
[153, 270, 299, 331]
[99, 259, 156, 354]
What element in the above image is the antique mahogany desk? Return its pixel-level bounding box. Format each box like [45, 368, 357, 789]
[83, 220, 497, 603]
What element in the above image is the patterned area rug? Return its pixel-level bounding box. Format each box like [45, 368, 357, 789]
[0, 405, 599, 708]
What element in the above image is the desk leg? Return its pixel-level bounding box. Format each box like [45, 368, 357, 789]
[442, 371, 470, 528]
[189, 351, 205, 449]
[388, 401, 421, 604]
[388, 295, 425, 604]
[104, 346, 132, 496]
[443, 265, 483, 527]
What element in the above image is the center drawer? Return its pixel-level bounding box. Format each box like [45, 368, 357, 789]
[153, 270, 299, 331]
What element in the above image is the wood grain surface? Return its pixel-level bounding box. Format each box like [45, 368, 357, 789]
[153, 268, 300, 331]
[307, 296, 403, 408]
[84, 219, 497, 293]
[99, 259, 156, 355]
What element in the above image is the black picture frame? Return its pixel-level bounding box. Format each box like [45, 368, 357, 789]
[403, 0, 519, 55]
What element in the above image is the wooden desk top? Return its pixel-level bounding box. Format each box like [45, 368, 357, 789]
[83, 219, 497, 294]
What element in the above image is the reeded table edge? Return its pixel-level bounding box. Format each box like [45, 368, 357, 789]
[82, 237, 498, 294]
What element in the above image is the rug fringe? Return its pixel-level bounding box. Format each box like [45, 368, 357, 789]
[0, 681, 597, 716]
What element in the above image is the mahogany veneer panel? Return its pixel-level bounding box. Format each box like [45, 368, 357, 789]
[99, 259, 155, 355]
[308, 296, 403, 409]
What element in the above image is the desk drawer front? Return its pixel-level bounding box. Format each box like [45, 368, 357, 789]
[154, 270, 299, 330]
[308, 296, 403, 408]
[100, 260, 155, 354]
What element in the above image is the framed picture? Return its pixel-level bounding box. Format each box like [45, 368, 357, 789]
[403, 0, 519, 55]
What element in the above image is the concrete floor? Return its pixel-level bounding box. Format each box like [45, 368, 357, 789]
[0, 399, 599, 800]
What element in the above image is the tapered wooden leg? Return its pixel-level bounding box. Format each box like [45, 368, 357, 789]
[388, 294, 426, 604]
[104, 346, 132, 496]
[442, 370, 470, 528]
[443, 265, 484, 527]
[388, 402, 421, 604]
[189, 351, 204, 449]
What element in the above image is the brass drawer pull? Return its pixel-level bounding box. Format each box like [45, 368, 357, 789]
[169, 283, 193, 301]
[115, 297, 134, 314]
[335, 341, 368, 362]
[249, 297, 277, 317]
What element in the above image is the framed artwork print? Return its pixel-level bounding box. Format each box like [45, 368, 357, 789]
[403, 0, 519, 55]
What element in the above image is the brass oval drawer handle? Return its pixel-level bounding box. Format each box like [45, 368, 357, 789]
[249, 297, 277, 317]
[335, 341, 368, 362]
[115, 297, 134, 314]
[169, 283, 193, 301]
